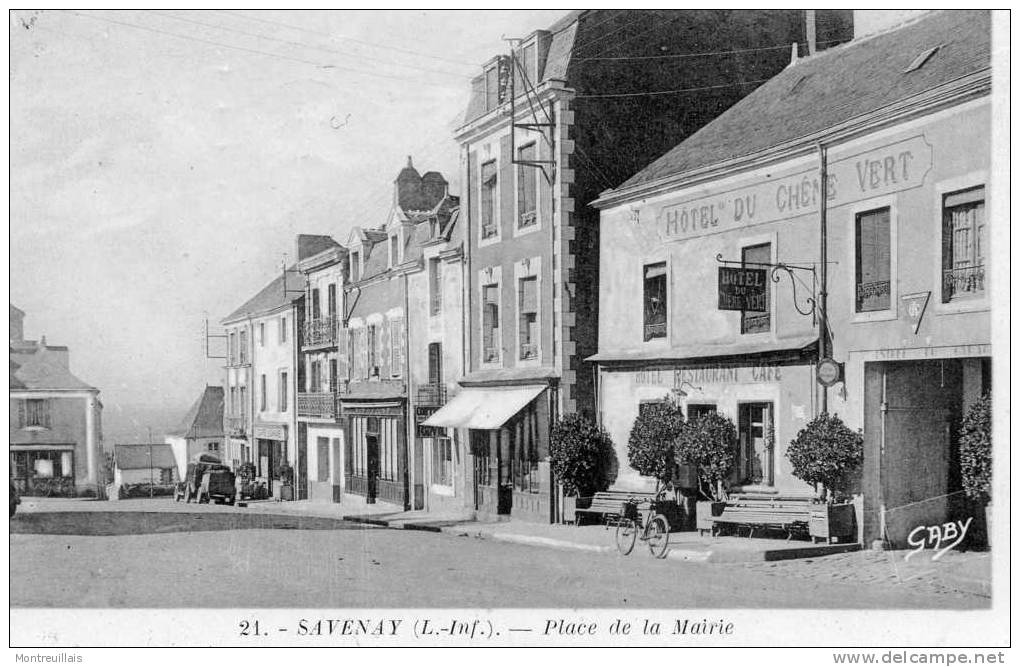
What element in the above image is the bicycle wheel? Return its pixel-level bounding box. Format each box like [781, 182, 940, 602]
[646, 515, 670, 559]
[615, 519, 638, 555]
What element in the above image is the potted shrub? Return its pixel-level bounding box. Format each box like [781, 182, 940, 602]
[627, 400, 685, 489]
[550, 413, 616, 523]
[787, 413, 863, 543]
[675, 412, 736, 534]
[278, 463, 295, 501]
[959, 392, 991, 546]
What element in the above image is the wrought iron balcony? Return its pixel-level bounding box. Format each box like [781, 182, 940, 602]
[643, 321, 667, 341]
[301, 316, 338, 348]
[297, 392, 337, 419]
[519, 342, 538, 361]
[519, 210, 537, 228]
[416, 383, 447, 407]
[226, 415, 248, 437]
[943, 265, 985, 301]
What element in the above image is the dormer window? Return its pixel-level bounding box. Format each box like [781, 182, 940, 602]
[512, 40, 537, 94]
[350, 251, 360, 282]
[484, 64, 499, 111]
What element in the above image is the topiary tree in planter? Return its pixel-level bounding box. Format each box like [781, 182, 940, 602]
[550, 413, 616, 516]
[675, 412, 737, 502]
[959, 393, 991, 506]
[627, 400, 685, 488]
[787, 413, 863, 503]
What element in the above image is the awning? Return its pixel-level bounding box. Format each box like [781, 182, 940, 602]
[423, 385, 546, 430]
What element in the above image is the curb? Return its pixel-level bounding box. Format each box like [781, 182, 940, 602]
[488, 532, 615, 554]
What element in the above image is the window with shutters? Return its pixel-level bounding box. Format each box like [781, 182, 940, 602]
[260, 374, 268, 412]
[482, 284, 500, 364]
[327, 284, 337, 318]
[329, 359, 337, 392]
[855, 207, 892, 312]
[310, 360, 321, 392]
[517, 144, 537, 229]
[741, 243, 771, 334]
[279, 371, 288, 411]
[643, 263, 667, 341]
[484, 64, 499, 111]
[518, 277, 539, 360]
[22, 398, 50, 428]
[428, 257, 442, 316]
[428, 342, 442, 385]
[512, 41, 537, 96]
[480, 160, 498, 240]
[942, 186, 986, 302]
[311, 288, 321, 319]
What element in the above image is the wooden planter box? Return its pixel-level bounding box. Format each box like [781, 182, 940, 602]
[696, 501, 726, 535]
[809, 503, 856, 543]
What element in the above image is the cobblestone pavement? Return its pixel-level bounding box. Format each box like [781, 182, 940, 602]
[740, 548, 991, 601]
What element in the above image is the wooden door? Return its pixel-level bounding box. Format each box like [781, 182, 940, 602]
[366, 434, 379, 504]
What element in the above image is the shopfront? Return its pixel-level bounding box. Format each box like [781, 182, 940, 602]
[253, 423, 287, 495]
[423, 383, 552, 522]
[341, 400, 408, 508]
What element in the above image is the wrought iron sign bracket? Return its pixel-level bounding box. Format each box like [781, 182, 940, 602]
[715, 253, 818, 322]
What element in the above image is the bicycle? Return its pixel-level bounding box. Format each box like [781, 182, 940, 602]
[614, 485, 673, 559]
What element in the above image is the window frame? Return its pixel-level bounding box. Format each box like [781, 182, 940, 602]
[479, 158, 500, 245]
[515, 142, 539, 234]
[739, 242, 773, 335]
[481, 282, 502, 366]
[849, 195, 899, 324]
[941, 186, 986, 304]
[260, 374, 268, 412]
[642, 261, 668, 342]
[428, 256, 442, 317]
[932, 172, 989, 315]
[516, 272, 540, 364]
[279, 316, 287, 344]
[279, 370, 288, 412]
[855, 206, 893, 314]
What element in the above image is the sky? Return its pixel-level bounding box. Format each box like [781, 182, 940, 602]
[9, 9, 570, 437]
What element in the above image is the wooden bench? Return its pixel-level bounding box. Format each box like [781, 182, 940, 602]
[574, 490, 657, 527]
[712, 494, 813, 539]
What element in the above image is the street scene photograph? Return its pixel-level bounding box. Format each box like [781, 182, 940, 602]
[8, 8, 1008, 652]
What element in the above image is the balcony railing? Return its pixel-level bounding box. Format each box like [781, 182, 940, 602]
[301, 316, 338, 348]
[297, 392, 337, 419]
[741, 313, 771, 335]
[519, 210, 537, 228]
[856, 280, 891, 311]
[483, 346, 500, 363]
[943, 265, 985, 302]
[226, 415, 248, 437]
[416, 383, 448, 407]
[643, 321, 666, 341]
[519, 342, 538, 360]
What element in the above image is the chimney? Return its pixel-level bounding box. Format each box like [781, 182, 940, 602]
[421, 171, 449, 209]
[806, 10, 817, 55]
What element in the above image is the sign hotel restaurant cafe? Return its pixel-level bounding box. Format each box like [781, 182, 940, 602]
[658, 135, 932, 239]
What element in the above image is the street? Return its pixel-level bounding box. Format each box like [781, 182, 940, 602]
[10, 500, 986, 609]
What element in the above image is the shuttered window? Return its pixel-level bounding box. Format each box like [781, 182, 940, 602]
[279, 371, 288, 411]
[942, 186, 986, 302]
[856, 207, 892, 312]
[389, 318, 405, 378]
[366, 325, 378, 377]
[517, 144, 537, 228]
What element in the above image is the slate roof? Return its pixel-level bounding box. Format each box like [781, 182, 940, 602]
[355, 194, 460, 284]
[167, 385, 224, 439]
[9, 350, 96, 391]
[114, 444, 177, 471]
[613, 10, 991, 193]
[223, 267, 303, 323]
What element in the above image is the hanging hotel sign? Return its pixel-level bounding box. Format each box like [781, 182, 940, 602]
[658, 135, 932, 240]
[717, 266, 768, 311]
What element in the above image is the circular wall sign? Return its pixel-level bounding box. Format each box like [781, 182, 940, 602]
[816, 358, 842, 387]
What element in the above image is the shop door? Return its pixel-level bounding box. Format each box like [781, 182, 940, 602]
[738, 403, 774, 486]
[297, 432, 308, 500]
[879, 360, 962, 547]
[470, 430, 490, 512]
[366, 434, 380, 504]
[258, 440, 272, 494]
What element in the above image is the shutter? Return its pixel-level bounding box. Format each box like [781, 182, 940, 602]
[17, 400, 25, 428]
[43, 400, 51, 429]
[391, 318, 405, 377]
[337, 327, 350, 380]
[380, 320, 392, 378]
[499, 134, 513, 238]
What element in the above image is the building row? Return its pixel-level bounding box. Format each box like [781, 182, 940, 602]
[213, 10, 992, 547]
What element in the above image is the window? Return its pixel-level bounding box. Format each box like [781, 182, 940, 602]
[687, 404, 718, 420]
[942, 186, 986, 302]
[517, 144, 537, 228]
[22, 399, 50, 428]
[229, 387, 238, 416]
[518, 276, 538, 360]
[228, 332, 236, 365]
[327, 284, 337, 319]
[741, 243, 771, 334]
[329, 359, 337, 392]
[260, 374, 267, 412]
[471, 431, 492, 486]
[279, 371, 288, 411]
[390, 234, 400, 266]
[428, 342, 442, 385]
[638, 400, 668, 418]
[310, 359, 321, 392]
[367, 325, 378, 376]
[279, 316, 287, 343]
[350, 252, 360, 282]
[259, 322, 265, 346]
[432, 437, 453, 486]
[239, 329, 248, 364]
[311, 288, 321, 319]
[428, 257, 442, 315]
[512, 42, 536, 94]
[239, 386, 248, 419]
[482, 284, 500, 363]
[643, 263, 667, 341]
[855, 207, 892, 312]
[317, 437, 330, 482]
[207, 442, 220, 453]
[480, 160, 498, 239]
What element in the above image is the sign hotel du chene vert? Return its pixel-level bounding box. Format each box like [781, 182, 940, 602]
[656, 135, 932, 239]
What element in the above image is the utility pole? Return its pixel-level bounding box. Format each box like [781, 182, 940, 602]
[148, 427, 154, 498]
[818, 142, 829, 414]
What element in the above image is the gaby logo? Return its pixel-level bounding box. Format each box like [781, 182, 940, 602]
[905, 517, 972, 562]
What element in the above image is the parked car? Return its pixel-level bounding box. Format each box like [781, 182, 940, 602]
[10, 481, 20, 518]
[174, 453, 236, 505]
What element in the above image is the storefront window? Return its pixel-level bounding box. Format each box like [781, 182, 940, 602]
[942, 186, 986, 302]
[643, 263, 667, 341]
[432, 437, 453, 486]
[855, 207, 892, 312]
